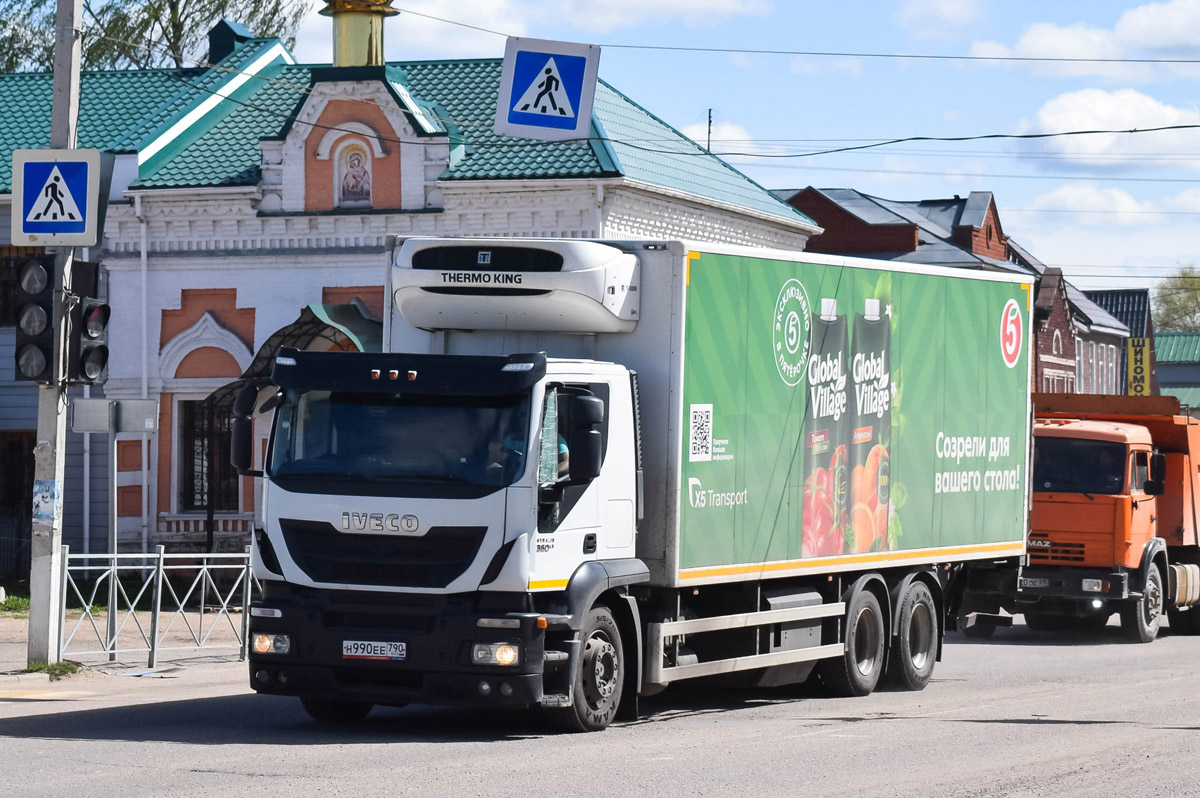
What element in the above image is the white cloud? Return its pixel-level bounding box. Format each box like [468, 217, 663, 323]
[292, 0, 771, 61]
[1027, 184, 1154, 227]
[1018, 88, 1200, 168]
[790, 56, 862, 78]
[969, 0, 1200, 82]
[679, 120, 764, 163]
[893, 0, 984, 34]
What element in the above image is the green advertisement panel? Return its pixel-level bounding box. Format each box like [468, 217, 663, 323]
[679, 252, 1030, 574]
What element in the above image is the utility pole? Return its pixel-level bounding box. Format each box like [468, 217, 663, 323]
[27, 0, 82, 666]
[706, 108, 712, 152]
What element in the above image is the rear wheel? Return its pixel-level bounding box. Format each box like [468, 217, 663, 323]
[546, 606, 623, 733]
[886, 581, 938, 691]
[300, 696, 373, 723]
[1120, 566, 1163, 644]
[820, 585, 886, 697]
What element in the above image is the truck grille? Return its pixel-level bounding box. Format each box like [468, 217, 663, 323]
[278, 519, 487, 589]
[1028, 534, 1087, 563]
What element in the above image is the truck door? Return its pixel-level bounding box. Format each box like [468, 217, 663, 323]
[1126, 450, 1156, 567]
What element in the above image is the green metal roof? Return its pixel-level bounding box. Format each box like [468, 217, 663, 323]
[0, 43, 814, 227]
[1155, 332, 1200, 364]
[1160, 384, 1200, 408]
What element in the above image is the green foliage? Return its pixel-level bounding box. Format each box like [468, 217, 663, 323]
[0, 0, 313, 72]
[1154, 265, 1200, 333]
[1, 594, 31, 612]
[24, 660, 80, 679]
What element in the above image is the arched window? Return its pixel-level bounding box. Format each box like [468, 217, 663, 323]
[334, 138, 372, 208]
[1052, 330, 1062, 355]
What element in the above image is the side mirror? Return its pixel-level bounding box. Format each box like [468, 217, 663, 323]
[1151, 453, 1166, 481]
[568, 428, 602, 482]
[231, 415, 262, 477]
[233, 384, 258, 417]
[1144, 480, 1165, 496]
[572, 395, 604, 426]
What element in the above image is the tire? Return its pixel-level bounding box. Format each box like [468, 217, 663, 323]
[547, 606, 623, 733]
[300, 696, 373, 723]
[1168, 606, 1200, 635]
[886, 581, 938, 691]
[820, 585, 886, 698]
[1120, 565, 1164, 644]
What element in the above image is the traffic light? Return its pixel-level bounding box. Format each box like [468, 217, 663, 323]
[12, 255, 56, 382]
[66, 260, 109, 384]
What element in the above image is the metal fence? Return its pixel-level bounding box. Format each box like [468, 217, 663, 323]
[59, 545, 260, 667]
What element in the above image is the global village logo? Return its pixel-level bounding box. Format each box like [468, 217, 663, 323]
[774, 278, 812, 386]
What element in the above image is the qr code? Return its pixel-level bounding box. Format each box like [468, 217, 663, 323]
[689, 404, 713, 462]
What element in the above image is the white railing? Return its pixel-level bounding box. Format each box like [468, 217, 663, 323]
[58, 545, 260, 667]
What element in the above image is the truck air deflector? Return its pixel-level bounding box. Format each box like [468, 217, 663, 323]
[270, 348, 546, 396]
[393, 238, 640, 333]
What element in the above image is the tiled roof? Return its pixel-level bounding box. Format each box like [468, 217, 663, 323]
[1084, 289, 1152, 337]
[1156, 332, 1200, 363]
[0, 44, 813, 227]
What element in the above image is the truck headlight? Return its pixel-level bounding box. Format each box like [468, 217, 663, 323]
[1082, 579, 1103, 593]
[252, 633, 291, 655]
[472, 642, 520, 666]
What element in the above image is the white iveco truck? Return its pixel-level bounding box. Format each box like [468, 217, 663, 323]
[235, 237, 1031, 731]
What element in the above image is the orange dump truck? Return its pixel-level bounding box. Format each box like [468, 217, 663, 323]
[962, 393, 1200, 642]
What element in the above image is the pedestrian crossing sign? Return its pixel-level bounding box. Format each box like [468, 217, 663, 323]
[12, 148, 102, 245]
[494, 37, 600, 142]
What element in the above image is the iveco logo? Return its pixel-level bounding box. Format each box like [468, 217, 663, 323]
[477, 251, 492, 265]
[1028, 539, 1052, 549]
[340, 513, 418, 533]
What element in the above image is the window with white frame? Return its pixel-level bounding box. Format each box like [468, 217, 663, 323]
[1090, 341, 1096, 393]
[1075, 337, 1083, 392]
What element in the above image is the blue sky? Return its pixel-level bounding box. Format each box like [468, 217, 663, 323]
[293, 1, 1200, 290]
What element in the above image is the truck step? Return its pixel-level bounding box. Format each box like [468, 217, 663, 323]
[543, 650, 569, 664]
[540, 693, 572, 708]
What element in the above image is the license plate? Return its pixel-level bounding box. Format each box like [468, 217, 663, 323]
[342, 640, 407, 661]
[1020, 577, 1050, 589]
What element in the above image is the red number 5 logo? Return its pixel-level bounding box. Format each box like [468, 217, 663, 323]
[1000, 298, 1022, 369]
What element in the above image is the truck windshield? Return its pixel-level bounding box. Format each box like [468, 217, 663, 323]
[1033, 437, 1126, 495]
[268, 389, 532, 494]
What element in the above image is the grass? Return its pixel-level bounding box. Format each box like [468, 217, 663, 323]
[1, 595, 30, 613]
[24, 660, 80, 680]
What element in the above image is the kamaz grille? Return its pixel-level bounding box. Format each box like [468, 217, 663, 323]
[1028, 536, 1087, 563]
[278, 518, 486, 588]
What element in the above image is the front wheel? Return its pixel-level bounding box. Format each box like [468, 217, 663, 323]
[820, 585, 886, 697]
[546, 606, 623, 732]
[1120, 566, 1163, 644]
[886, 581, 938, 691]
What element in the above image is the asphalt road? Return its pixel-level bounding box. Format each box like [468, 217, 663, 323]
[2, 618, 1199, 798]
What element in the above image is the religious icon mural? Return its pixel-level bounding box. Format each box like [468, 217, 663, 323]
[337, 142, 372, 206]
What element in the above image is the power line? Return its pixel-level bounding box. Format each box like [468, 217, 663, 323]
[393, 7, 1200, 66]
[747, 163, 1200, 183]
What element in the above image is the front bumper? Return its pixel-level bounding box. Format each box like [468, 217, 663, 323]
[1017, 566, 1129, 601]
[248, 585, 548, 708]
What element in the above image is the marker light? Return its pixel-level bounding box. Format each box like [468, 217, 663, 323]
[477, 618, 521, 629]
[370, 369, 381, 380]
[275, 356, 297, 367]
[501, 362, 535, 372]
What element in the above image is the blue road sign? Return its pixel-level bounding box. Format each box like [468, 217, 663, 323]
[494, 38, 600, 142]
[12, 149, 102, 246]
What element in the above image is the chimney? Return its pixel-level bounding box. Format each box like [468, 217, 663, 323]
[321, 0, 398, 68]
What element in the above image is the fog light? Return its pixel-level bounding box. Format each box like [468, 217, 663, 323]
[253, 633, 291, 655]
[255, 669, 271, 684]
[472, 642, 521, 666]
[499, 681, 514, 697]
[277, 670, 289, 684]
[1082, 579, 1103, 593]
[1091, 599, 1105, 609]
[478, 680, 492, 696]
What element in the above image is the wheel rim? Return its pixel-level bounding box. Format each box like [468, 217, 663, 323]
[854, 605, 881, 677]
[908, 600, 934, 671]
[581, 630, 619, 711]
[1143, 573, 1163, 628]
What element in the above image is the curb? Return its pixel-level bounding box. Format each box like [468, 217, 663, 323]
[0, 671, 51, 689]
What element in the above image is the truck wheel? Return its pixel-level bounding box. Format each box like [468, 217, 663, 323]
[547, 606, 623, 733]
[820, 586, 885, 697]
[300, 696, 373, 723]
[1120, 566, 1164, 644]
[886, 581, 938, 691]
[1168, 606, 1200, 635]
